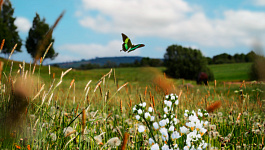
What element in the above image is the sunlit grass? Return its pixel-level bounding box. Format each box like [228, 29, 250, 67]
[0, 56, 263, 149]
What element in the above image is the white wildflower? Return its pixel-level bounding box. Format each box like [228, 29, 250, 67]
[153, 122, 159, 130]
[151, 143, 160, 150]
[148, 107, 153, 112]
[138, 125, 145, 133]
[138, 109, 143, 115]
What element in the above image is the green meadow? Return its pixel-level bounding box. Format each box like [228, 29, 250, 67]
[0, 58, 264, 149]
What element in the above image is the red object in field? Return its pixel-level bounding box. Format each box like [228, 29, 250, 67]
[197, 72, 208, 85]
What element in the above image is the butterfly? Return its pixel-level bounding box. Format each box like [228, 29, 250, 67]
[120, 33, 145, 53]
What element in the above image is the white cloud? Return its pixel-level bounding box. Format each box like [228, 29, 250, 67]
[254, 0, 265, 6]
[14, 17, 31, 33]
[57, 40, 141, 59]
[77, 0, 265, 49]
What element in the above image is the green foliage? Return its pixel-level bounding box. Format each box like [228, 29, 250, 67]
[0, 0, 22, 54]
[26, 13, 58, 61]
[164, 44, 214, 81]
[140, 57, 163, 67]
[212, 53, 234, 64]
[209, 51, 256, 65]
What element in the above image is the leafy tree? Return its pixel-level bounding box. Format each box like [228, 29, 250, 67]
[140, 57, 163, 67]
[233, 53, 245, 63]
[164, 44, 214, 81]
[0, 0, 22, 55]
[212, 53, 234, 64]
[206, 57, 213, 64]
[245, 51, 256, 62]
[26, 13, 58, 61]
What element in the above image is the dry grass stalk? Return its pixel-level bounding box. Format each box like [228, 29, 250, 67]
[39, 57, 43, 64]
[48, 65, 50, 75]
[34, 11, 65, 63]
[94, 80, 102, 93]
[107, 68, 112, 78]
[84, 80, 92, 91]
[152, 96, 155, 108]
[144, 86, 148, 97]
[32, 63, 36, 75]
[42, 42, 53, 62]
[62, 68, 72, 78]
[105, 113, 112, 121]
[0, 61, 3, 81]
[214, 80, 216, 88]
[120, 132, 129, 150]
[69, 79, 75, 88]
[206, 100, 222, 113]
[117, 82, 128, 92]
[65, 130, 76, 137]
[99, 85, 102, 96]
[32, 84, 45, 100]
[0, 39, 5, 51]
[8, 44, 17, 60]
[236, 113, 242, 122]
[178, 90, 182, 101]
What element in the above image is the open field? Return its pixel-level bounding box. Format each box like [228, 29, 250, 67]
[208, 63, 252, 81]
[0, 58, 264, 149]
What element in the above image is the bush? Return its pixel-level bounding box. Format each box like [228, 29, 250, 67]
[164, 44, 214, 81]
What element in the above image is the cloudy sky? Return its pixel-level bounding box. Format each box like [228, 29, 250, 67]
[8, 0, 265, 63]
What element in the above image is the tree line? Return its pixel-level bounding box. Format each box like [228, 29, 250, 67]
[78, 57, 164, 69]
[0, 0, 58, 62]
[206, 51, 256, 64]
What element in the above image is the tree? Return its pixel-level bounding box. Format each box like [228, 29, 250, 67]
[26, 13, 58, 62]
[212, 53, 234, 64]
[164, 44, 214, 81]
[0, 0, 22, 55]
[245, 51, 256, 62]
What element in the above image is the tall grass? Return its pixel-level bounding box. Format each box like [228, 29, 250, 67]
[0, 54, 264, 149]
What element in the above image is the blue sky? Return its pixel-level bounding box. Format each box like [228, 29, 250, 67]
[7, 0, 265, 64]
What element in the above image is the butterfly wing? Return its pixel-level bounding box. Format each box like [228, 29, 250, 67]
[121, 33, 133, 52]
[127, 44, 145, 53]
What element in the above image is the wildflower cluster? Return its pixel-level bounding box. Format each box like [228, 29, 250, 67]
[133, 93, 210, 150]
[133, 102, 155, 123]
[182, 109, 209, 149]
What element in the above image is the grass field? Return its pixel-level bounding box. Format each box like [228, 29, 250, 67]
[208, 63, 252, 81]
[0, 57, 264, 149]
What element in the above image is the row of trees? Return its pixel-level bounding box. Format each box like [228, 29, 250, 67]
[78, 57, 164, 69]
[207, 51, 256, 64]
[0, 0, 58, 62]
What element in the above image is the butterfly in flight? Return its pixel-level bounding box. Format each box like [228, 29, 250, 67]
[120, 33, 145, 53]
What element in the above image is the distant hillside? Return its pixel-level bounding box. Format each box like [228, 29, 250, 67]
[51, 56, 144, 68]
